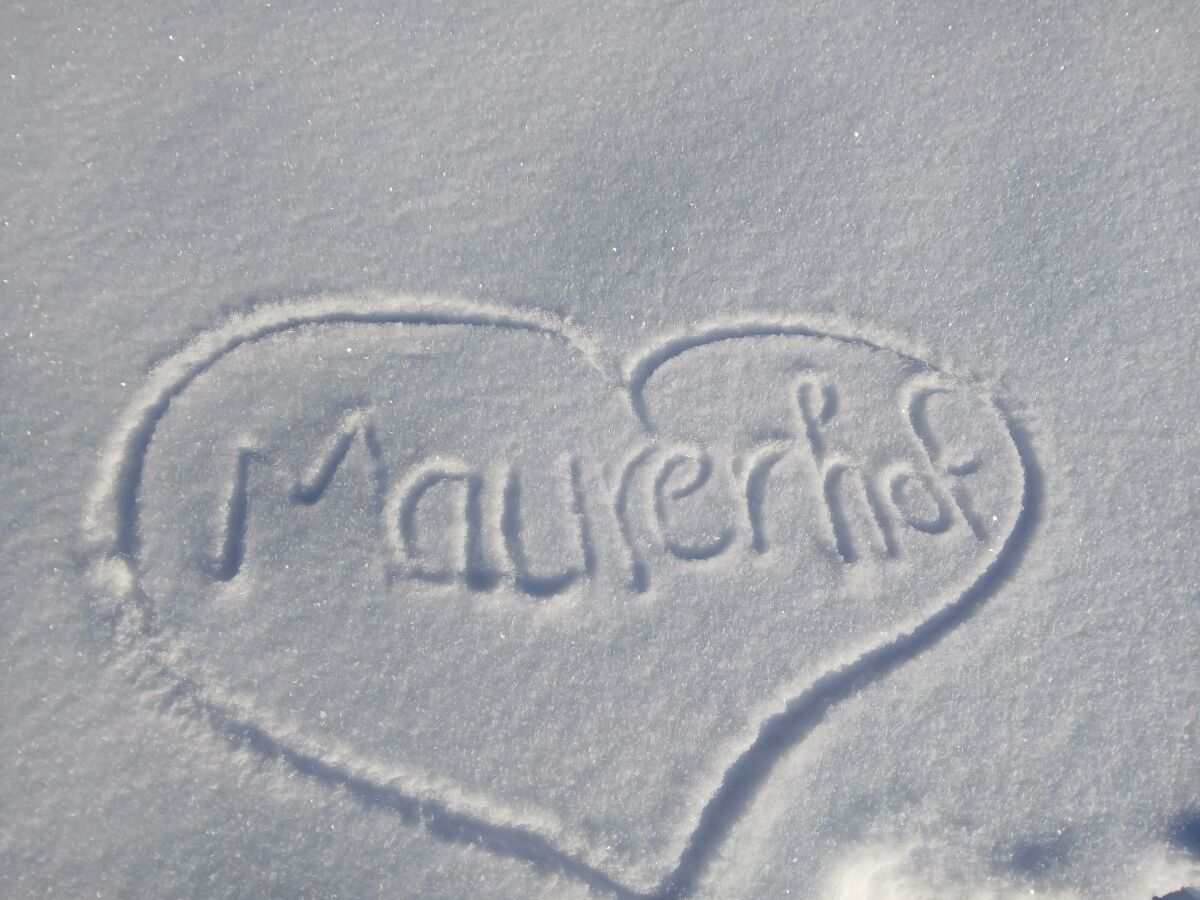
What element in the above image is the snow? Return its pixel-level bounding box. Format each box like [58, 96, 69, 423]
[2, 2, 1197, 898]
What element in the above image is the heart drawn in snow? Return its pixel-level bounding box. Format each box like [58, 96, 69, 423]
[84, 295, 1035, 898]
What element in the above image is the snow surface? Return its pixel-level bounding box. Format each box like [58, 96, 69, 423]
[2, 2, 1198, 899]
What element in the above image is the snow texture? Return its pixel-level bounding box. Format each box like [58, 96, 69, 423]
[2, 2, 1197, 899]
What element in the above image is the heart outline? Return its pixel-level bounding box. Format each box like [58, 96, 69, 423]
[83, 294, 1039, 898]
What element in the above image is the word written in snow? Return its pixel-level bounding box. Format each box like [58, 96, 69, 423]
[204, 380, 993, 597]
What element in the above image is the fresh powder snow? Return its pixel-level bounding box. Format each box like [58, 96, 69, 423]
[2, 3, 1197, 899]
